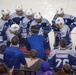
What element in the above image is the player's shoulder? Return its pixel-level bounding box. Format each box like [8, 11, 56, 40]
[0, 18, 5, 21]
[23, 17, 29, 22]
[0, 18, 3, 22]
[0, 18, 6, 25]
[11, 12, 16, 16]
[31, 20, 37, 25]
[48, 50, 58, 59]
[64, 25, 69, 29]
[10, 12, 17, 18]
[63, 14, 74, 19]
[66, 50, 76, 57]
[42, 18, 48, 22]
[60, 25, 69, 32]
[22, 12, 26, 16]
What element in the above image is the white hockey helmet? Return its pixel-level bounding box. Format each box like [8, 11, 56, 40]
[1, 9, 10, 15]
[34, 12, 42, 19]
[10, 24, 20, 32]
[25, 8, 33, 16]
[55, 17, 64, 25]
[56, 8, 64, 15]
[15, 4, 23, 11]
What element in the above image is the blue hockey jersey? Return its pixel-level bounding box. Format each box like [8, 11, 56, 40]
[48, 50, 76, 70]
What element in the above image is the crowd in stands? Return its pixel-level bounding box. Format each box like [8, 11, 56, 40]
[0, 4, 76, 75]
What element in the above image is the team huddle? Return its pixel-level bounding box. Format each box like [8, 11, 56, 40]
[0, 4, 76, 75]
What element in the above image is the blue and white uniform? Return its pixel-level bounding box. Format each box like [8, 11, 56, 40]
[0, 19, 6, 44]
[55, 25, 72, 49]
[20, 17, 34, 38]
[6, 28, 15, 42]
[48, 50, 76, 70]
[52, 14, 76, 31]
[0, 18, 13, 45]
[30, 18, 51, 36]
[6, 24, 20, 47]
[10, 12, 26, 24]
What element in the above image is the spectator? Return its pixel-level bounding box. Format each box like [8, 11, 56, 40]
[48, 39, 76, 70]
[13, 70, 25, 75]
[25, 50, 43, 70]
[54, 70, 66, 75]
[27, 25, 46, 60]
[54, 64, 71, 75]
[4, 36, 26, 69]
[0, 63, 14, 75]
[62, 64, 71, 75]
[36, 61, 54, 75]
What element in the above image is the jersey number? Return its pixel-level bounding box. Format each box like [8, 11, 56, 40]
[56, 59, 69, 67]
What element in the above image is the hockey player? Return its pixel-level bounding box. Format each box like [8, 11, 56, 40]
[0, 9, 13, 30]
[54, 17, 72, 49]
[10, 4, 26, 25]
[31, 12, 51, 35]
[30, 12, 51, 50]
[52, 8, 76, 49]
[52, 8, 76, 31]
[20, 8, 34, 38]
[6, 24, 20, 46]
[48, 39, 76, 70]
[0, 9, 13, 46]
